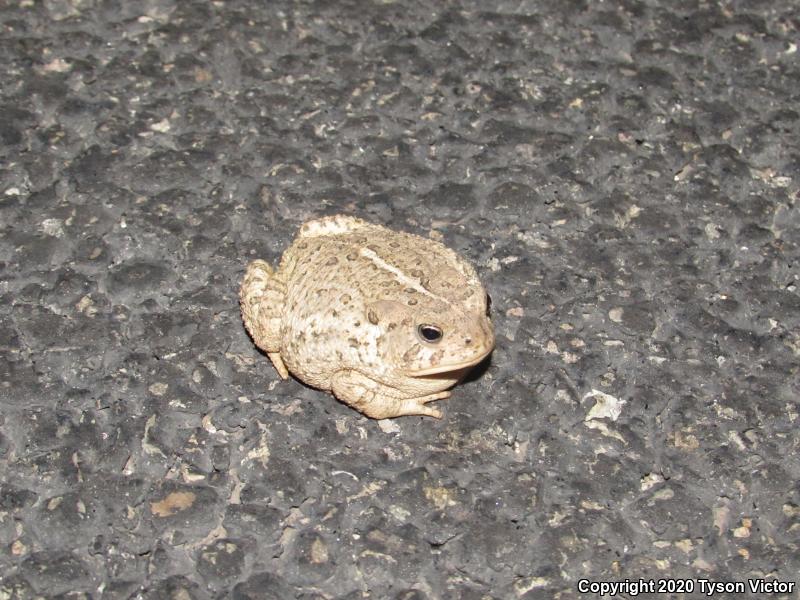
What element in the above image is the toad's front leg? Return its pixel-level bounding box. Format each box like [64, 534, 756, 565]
[330, 370, 449, 419]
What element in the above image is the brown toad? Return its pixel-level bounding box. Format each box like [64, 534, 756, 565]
[239, 215, 494, 419]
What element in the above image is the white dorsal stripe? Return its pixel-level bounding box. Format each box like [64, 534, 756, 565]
[359, 247, 450, 304]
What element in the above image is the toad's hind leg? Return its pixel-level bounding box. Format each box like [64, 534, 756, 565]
[331, 370, 448, 419]
[240, 259, 289, 379]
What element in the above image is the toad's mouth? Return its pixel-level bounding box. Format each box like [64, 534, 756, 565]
[404, 346, 494, 378]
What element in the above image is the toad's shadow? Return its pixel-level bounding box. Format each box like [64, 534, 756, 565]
[460, 354, 492, 384]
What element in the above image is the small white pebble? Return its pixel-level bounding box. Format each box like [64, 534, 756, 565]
[608, 307, 624, 323]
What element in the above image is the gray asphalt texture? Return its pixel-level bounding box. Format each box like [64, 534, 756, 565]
[1, 0, 799, 598]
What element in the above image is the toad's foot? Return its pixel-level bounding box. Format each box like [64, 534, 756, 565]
[268, 352, 289, 380]
[331, 370, 450, 419]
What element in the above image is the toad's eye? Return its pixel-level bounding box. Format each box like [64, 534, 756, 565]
[485, 293, 492, 317]
[417, 324, 443, 344]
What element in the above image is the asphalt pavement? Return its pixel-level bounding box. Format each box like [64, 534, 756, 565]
[1, 0, 798, 598]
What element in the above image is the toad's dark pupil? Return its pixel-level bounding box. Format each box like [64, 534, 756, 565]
[418, 324, 443, 342]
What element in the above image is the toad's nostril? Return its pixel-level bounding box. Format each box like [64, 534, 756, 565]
[464, 338, 472, 346]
